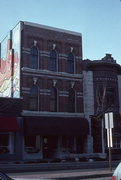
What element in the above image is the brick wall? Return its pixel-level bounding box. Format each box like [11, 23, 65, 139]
[21, 23, 83, 113]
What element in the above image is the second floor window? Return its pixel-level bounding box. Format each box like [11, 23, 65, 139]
[67, 53, 74, 73]
[30, 85, 38, 111]
[50, 50, 57, 71]
[30, 46, 38, 69]
[68, 88, 75, 112]
[50, 87, 57, 112]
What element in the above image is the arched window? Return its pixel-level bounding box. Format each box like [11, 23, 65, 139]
[106, 87, 115, 107]
[30, 85, 38, 111]
[67, 53, 74, 73]
[30, 46, 38, 69]
[50, 87, 57, 112]
[68, 88, 75, 112]
[50, 50, 57, 71]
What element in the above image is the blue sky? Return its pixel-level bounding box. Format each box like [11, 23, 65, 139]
[0, 0, 121, 63]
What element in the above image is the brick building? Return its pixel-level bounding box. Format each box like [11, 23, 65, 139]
[0, 21, 121, 162]
[0, 21, 89, 161]
[82, 54, 121, 159]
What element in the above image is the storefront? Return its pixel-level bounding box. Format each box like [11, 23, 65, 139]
[23, 116, 89, 161]
[0, 97, 23, 161]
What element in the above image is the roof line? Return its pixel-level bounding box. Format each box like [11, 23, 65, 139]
[23, 21, 82, 36]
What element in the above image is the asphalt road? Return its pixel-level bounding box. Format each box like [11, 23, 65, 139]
[8, 168, 113, 180]
[12, 177, 111, 180]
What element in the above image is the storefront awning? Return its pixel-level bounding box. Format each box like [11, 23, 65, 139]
[24, 117, 89, 136]
[0, 117, 19, 132]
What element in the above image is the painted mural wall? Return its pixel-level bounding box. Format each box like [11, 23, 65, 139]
[0, 33, 13, 97]
[0, 22, 21, 98]
[12, 22, 21, 98]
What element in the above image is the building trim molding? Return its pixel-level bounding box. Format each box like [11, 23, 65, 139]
[23, 21, 82, 36]
[22, 67, 83, 81]
[21, 110, 84, 118]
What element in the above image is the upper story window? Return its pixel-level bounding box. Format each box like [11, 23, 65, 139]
[30, 46, 38, 69]
[68, 88, 75, 112]
[106, 87, 115, 107]
[67, 53, 74, 73]
[50, 87, 57, 112]
[30, 85, 39, 111]
[50, 50, 57, 71]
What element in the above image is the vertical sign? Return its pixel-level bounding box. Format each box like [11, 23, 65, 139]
[105, 112, 114, 147]
[105, 112, 114, 172]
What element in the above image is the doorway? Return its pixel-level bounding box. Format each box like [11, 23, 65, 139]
[43, 136, 57, 159]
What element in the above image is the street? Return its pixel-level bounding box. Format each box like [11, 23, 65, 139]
[8, 169, 113, 180]
[12, 177, 112, 180]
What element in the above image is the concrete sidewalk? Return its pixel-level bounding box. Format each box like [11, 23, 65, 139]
[0, 161, 119, 173]
[9, 168, 113, 179]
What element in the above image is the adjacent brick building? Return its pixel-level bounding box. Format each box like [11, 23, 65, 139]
[82, 54, 121, 159]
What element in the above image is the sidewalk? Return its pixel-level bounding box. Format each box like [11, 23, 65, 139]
[9, 168, 113, 179]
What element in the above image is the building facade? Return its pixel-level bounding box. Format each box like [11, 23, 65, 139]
[0, 21, 89, 161]
[0, 21, 121, 162]
[82, 54, 121, 159]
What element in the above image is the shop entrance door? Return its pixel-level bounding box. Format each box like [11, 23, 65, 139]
[43, 136, 57, 159]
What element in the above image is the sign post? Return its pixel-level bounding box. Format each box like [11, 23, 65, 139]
[105, 112, 113, 171]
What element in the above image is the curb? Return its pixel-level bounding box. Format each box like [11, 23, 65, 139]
[56, 173, 113, 179]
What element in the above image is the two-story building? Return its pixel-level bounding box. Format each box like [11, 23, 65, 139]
[82, 54, 121, 160]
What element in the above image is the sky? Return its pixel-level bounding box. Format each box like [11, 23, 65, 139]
[0, 0, 121, 64]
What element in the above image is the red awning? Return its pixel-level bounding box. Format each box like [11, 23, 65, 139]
[0, 117, 19, 132]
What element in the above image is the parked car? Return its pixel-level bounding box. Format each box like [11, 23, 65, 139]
[0, 171, 14, 180]
[112, 162, 121, 180]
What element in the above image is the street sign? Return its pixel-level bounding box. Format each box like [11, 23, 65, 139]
[107, 128, 113, 148]
[105, 112, 114, 129]
[104, 112, 114, 172]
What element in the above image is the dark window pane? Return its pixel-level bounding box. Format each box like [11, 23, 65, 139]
[106, 87, 115, 107]
[68, 88, 75, 112]
[30, 85, 38, 111]
[24, 135, 41, 153]
[50, 50, 57, 71]
[50, 88, 57, 112]
[30, 85, 38, 95]
[67, 53, 74, 73]
[30, 98, 38, 110]
[30, 47, 38, 69]
[61, 136, 74, 153]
